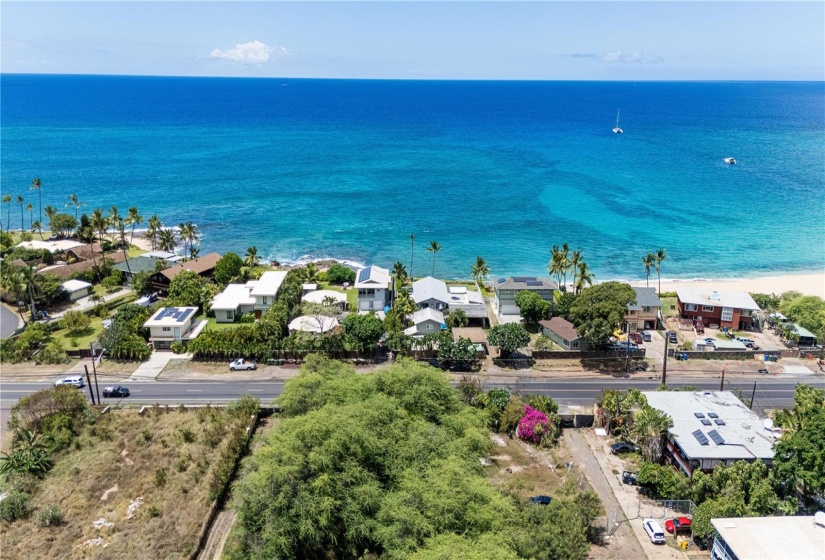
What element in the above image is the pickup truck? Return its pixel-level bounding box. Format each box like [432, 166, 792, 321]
[229, 358, 257, 371]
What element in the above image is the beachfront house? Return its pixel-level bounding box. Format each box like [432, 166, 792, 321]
[790, 323, 819, 347]
[210, 270, 288, 323]
[493, 276, 556, 316]
[356, 265, 391, 312]
[114, 256, 168, 285]
[149, 252, 222, 294]
[538, 317, 588, 351]
[625, 287, 662, 331]
[676, 289, 759, 331]
[61, 279, 92, 302]
[445, 285, 490, 327]
[404, 307, 446, 337]
[642, 390, 776, 476]
[144, 306, 207, 350]
[249, 271, 288, 316]
[412, 276, 450, 311]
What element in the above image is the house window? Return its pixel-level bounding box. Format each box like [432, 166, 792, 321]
[685, 304, 698, 312]
[643, 306, 652, 312]
[702, 305, 715, 312]
[721, 307, 734, 322]
[628, 310, 636, 316]
[162, 327, 171, 332]
[226, 311, 232, 319]
[426, 324, 432, 330]
[263, 296, 268, 305]
[572, 341, 579, 349]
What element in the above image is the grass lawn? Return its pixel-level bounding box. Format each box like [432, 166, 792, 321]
[127, 245, 146, 258]
[203, 315, 245, 331]
[52, 315, 107, 350]
[319, 282, 358, 311]
[660, 297, 678, 317]
[0, 406, 254, 559]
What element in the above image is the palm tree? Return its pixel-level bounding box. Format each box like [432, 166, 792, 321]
[66, 194, 86, 220]
[158, 229, 177, 252]
[470, 256, 490, 288]
[392, 261, 408, 284]
[2, 194, 11, 230]
[26, 204, 33, 229]
[570, 249, 583, 289]
[31, 220, 44, 240]
[655, 248, 667, 294]
[190, 247, 200, 259]
[548, 245, 566, 289]
[108, 206, 121, 243]
[631, 406, 673, 463]
[560, 243, 571, 288]
[43, 205, 58, 233]
[574, 262, 595, 295]
[29, 178, 42, 225]
[116, 217, 132, 277]
[409, 233, 415, 280]
[244, 246, 260, 267]
[77, 222, 98, 269]
[426, 240, 441, 276]
[146, 214, 162, 250]
[127, 206, 143, 245]
[19, 265, 43, 320]
[182, 221, 199, 260]
[90, 209, 109, 262]
[16, 195, 24, 232]
[642, 253, 656, 288]
[301, 263, 320, 283]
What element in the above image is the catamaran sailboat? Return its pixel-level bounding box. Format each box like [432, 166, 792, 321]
[613, 110, 623, 134]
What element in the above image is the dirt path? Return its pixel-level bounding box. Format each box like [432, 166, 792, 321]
[565, 430, 647, 560]
[198, 510, 236, 560]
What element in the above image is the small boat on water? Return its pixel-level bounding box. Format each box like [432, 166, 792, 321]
[724, 157, 737, 165]
[612, 110, 623, 134]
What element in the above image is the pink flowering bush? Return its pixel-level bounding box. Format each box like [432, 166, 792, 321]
[517, 405, 561, 447]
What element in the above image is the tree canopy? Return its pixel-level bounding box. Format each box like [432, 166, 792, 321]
[569, 282, 636, 347]
[325, 263, 356, 284]
[214, 252, 243, 285]
[516, 291, 551, 324]
[486, 323, 530, 358]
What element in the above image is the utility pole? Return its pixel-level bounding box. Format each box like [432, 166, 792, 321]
[661, 333, 669, 386]
[90, 342, 101, 404]
[84, 365, 96, 405]
[749, 381, 757, 409]
[720, 367, 726, 391]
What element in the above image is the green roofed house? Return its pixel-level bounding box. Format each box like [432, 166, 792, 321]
[791, 323, 819, 347]
[115, 256, 169, 284]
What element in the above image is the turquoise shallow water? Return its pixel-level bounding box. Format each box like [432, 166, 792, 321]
[1, 75, 823, 280]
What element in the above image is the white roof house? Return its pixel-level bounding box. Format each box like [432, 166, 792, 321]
[412, 276, 450, 305]
[676, 289, 760, 311]
[289, 315, 340, 334]
[404, 307, 446, 337]
[144, 306, 199, 328]
[17, 239, 83, 254]
[250, 270, 288, 298]
[211, 284, 256, 311]
[61, 279, 92, 293]
[411, 307, 445, 325]
[355, 265, 391, 289]
[710, 516, 825, 560]
[642, 391, 776, 475]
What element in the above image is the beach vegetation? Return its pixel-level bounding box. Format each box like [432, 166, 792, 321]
[654, 248, 667, 293]
[547, 244, 570, 290]
[487, 323, 530, 358]
[325, 262, 356, 284]
[392, 261, 408, 287]
[47, 212, 77, 237]
[641, 253, 655, 288]
[446, 307, 469, 328]
[569, 282, 636, 348]
[214, 251, 244, 285]
[516, 290, 551, 324]
[243, 246, 260, 267]
[779, 293, 825, 342]
[470, 256, 490, 287]
[343, 311, 384, 352]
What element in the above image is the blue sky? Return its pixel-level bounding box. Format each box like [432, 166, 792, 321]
[2, 1, 823, 80]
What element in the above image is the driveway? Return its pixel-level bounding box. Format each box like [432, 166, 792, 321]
[0, 304, 21, 339]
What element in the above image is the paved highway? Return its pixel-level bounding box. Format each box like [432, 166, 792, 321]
[3, 378, 822, 412]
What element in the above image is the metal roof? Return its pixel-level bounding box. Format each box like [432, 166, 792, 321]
[355, 265, 390, 289]
[412, 276, 450, 304]
[792, 323, 817, 339]
[676, 289, 760, 311]
[711, 517, 825, 560]
[411, 307, 445, 325]
[494, 276, 557, 291]
[539, 317, 581, 341]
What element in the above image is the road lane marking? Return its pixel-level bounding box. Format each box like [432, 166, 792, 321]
[186, 389, 203, 392]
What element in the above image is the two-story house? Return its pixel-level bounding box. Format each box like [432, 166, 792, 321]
[412, 276, 450, 311]
[626, 287, 662, 331]
[249, 271, 288, 315]
[493, 277, 556, 316]
[144, 306, 207, 350]
[356, 265, 391, 312]
[211, 270, 288, 323]
[676, 289, 759, 330]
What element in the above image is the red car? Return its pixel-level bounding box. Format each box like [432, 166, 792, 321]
[665, 517, 692, 534]
[629, 332, 643, 345]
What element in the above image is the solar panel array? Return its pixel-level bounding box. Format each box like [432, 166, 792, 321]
[357, 268, 371, 284]
[497, 277, 506, 284]
[694, 413, 705, 418]
[156, 307, 194, 323]
[526, 281, 544, 286]
[512, 276, 537, 282]
[708, 430, 726, 445]
[692, 430, 709, 446]
[708, 412, 719, 419]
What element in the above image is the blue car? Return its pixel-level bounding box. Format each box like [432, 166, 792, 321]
[529, 495, 553, 505]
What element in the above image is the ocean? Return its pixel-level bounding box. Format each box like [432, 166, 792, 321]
[1, 74, 823, 281]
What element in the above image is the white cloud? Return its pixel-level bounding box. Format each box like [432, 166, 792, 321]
[210, 40, 287, 64]
[601, 50, 662, 64]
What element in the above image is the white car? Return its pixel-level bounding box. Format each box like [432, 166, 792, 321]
[229, 359, 257, 371]
[643, 518, 666, 544]
[54, 375, 85, 388]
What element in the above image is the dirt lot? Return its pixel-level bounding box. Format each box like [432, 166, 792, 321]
[158, 358, 386, 380]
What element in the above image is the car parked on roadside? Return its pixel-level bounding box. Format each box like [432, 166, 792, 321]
[629, 332, 643, 345]
[610, 442, 638, 455]
[665, 516, 692, 534]
[54, 375, 85, 388]
[529, 495, 553, 505]
[102, 386, 130, 398]
[643, 519, 666, 544]
[667, 331, 678, 343]
[229, 358, 257, 371]
[641, 331, 652, 342]
[622, 471, 638, 485]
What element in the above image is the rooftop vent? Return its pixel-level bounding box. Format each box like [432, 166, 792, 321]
[694, 413, 706, 418]
[701, 419, 712, 426]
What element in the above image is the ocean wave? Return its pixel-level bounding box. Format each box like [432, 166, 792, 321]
[269, 252, 367, 270]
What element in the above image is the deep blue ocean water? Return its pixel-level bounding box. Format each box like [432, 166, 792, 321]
[2, 74, 823, 280]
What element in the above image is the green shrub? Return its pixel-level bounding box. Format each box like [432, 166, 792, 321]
[148, 505, 162, 518]
[170, 341, 186, 354]
[34, 341, 68, 365]
[34, 504, 64, 527]
[524, 394, 559, 415]
[239, 313, 256, 324]
[0, 493, 32, 523]
[533, 335, 555, 350]
[154, 467, 167, 488]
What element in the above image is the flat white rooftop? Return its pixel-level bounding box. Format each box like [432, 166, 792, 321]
[677, 289, 759, 311]
[711, 516, 825, 560]
[211, 284, 256, 311]
[249, 270, 287, 297]
[642, 391, 775, 462]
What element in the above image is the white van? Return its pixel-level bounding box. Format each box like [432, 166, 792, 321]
[54, 375, 85, 388]
[643, 518, 666, 544]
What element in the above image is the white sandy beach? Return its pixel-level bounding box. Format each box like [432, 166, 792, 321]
[629, 272, 825, 298]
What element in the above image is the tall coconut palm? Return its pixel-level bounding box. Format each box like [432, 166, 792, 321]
[25, 204, 33, 229]
[392, 261, 407, 284]
[426, 240, 441, 276]
[90, 208, 110, 264]
[301, 263, 320, 283]
[2, 194, 11, 230]
[65, 194, 86, 220]
[127, 207, 143, 245]
[146, 214, 162, 251]
[244, 246, 260, 267]
[409, 233, 415, 281]
[31, 221, 44, 240]
[190, 247, 200, 259]
[43, 205, 58, 226]
[15, 195, 25, 232]
[655, 248, 667, 294]
[29, 178, 42, 225]
[470, 256, 490, 287]
[548, 245, 566, 289]
[177, 223, 189, 260]
[574, 262, 595, 295]
[19, 265, 43, 320]
[115, 217, 132, 277]
[108, 206, 121, 243]
[642, 253, 656, 288]
[570, 249, 583, 290]
[158, 228, 177, 252]
[77, 222, 98, 270]
[184, 221, 199, 260]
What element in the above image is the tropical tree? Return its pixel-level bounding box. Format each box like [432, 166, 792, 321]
[115, 217, 132, 277]
[16, 195, 24, 232]
[548, 244, 569, 290]
[426, 240, 441, 276]
[409, 233, 415, 280]
[516, 291, 550, 324]
[570, 249, 583, 289]
[642, 253, 655, 288]
[25, 203, 33, 229]
[146, 214, 162, 250]
[300, 263, 320, 283]
[244, 246, 260, 267]
[214, 252, 243, 285]
[574, 262, 595, 295]
[65, 194, 85, 220]
[108, 205, 121, 243]
[569, 282, 637, 348]
[183, 221, 199, 260]
[29, 178, 42, 225]
[655, 248, 667, 293]
[0, 429, 53, 478]
[631, 405, 674, 463]
[487, 323, 531, 358]
[393, 261, 408, 286]
[470, 256, 490, 288]
[127, 206, 143, 244]
[2, 194, 11, 230]
[19, 265, 43, 320]
[48, 213, 77, 238]
[90, 208, 109, 262]
[190, 247, 200, 259]
[31, 220, 44, 240]
[158, 228, 177, 252]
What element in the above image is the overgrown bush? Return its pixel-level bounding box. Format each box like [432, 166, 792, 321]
[239, 313, 256, 324]
[0, 492, 32, 523]
[325, 263, 356, 284]
[170, 341, 186, 354]
[60, 310, 92, 336]
[34, 504, 65, 527]
[33, 341, 68, 365]
[524, 394, 559, 415]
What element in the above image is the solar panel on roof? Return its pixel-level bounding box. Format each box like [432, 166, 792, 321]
[512, 276, 536, 282]
[708, 430, 725, 445]
[497, 277, 506, 283]
[694, 413, 705, 418]
[714, 419, 726, 426]
[177, 308, 193, 323]
[707, 412, 719, 419]
[692, 430, 709, 446]
[700, 419, 712, 426]
[526, 281, 544, 286]
[358, 268, 371, 283]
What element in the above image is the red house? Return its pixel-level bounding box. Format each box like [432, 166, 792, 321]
[676, 289, 760, 330]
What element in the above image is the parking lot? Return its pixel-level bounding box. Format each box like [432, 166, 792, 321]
[661, 317, 787, 353]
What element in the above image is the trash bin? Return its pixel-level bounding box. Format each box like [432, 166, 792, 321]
[668, 348, 675, 357]
[764, 354, 770, 362]
[683, 353, 689, 361]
